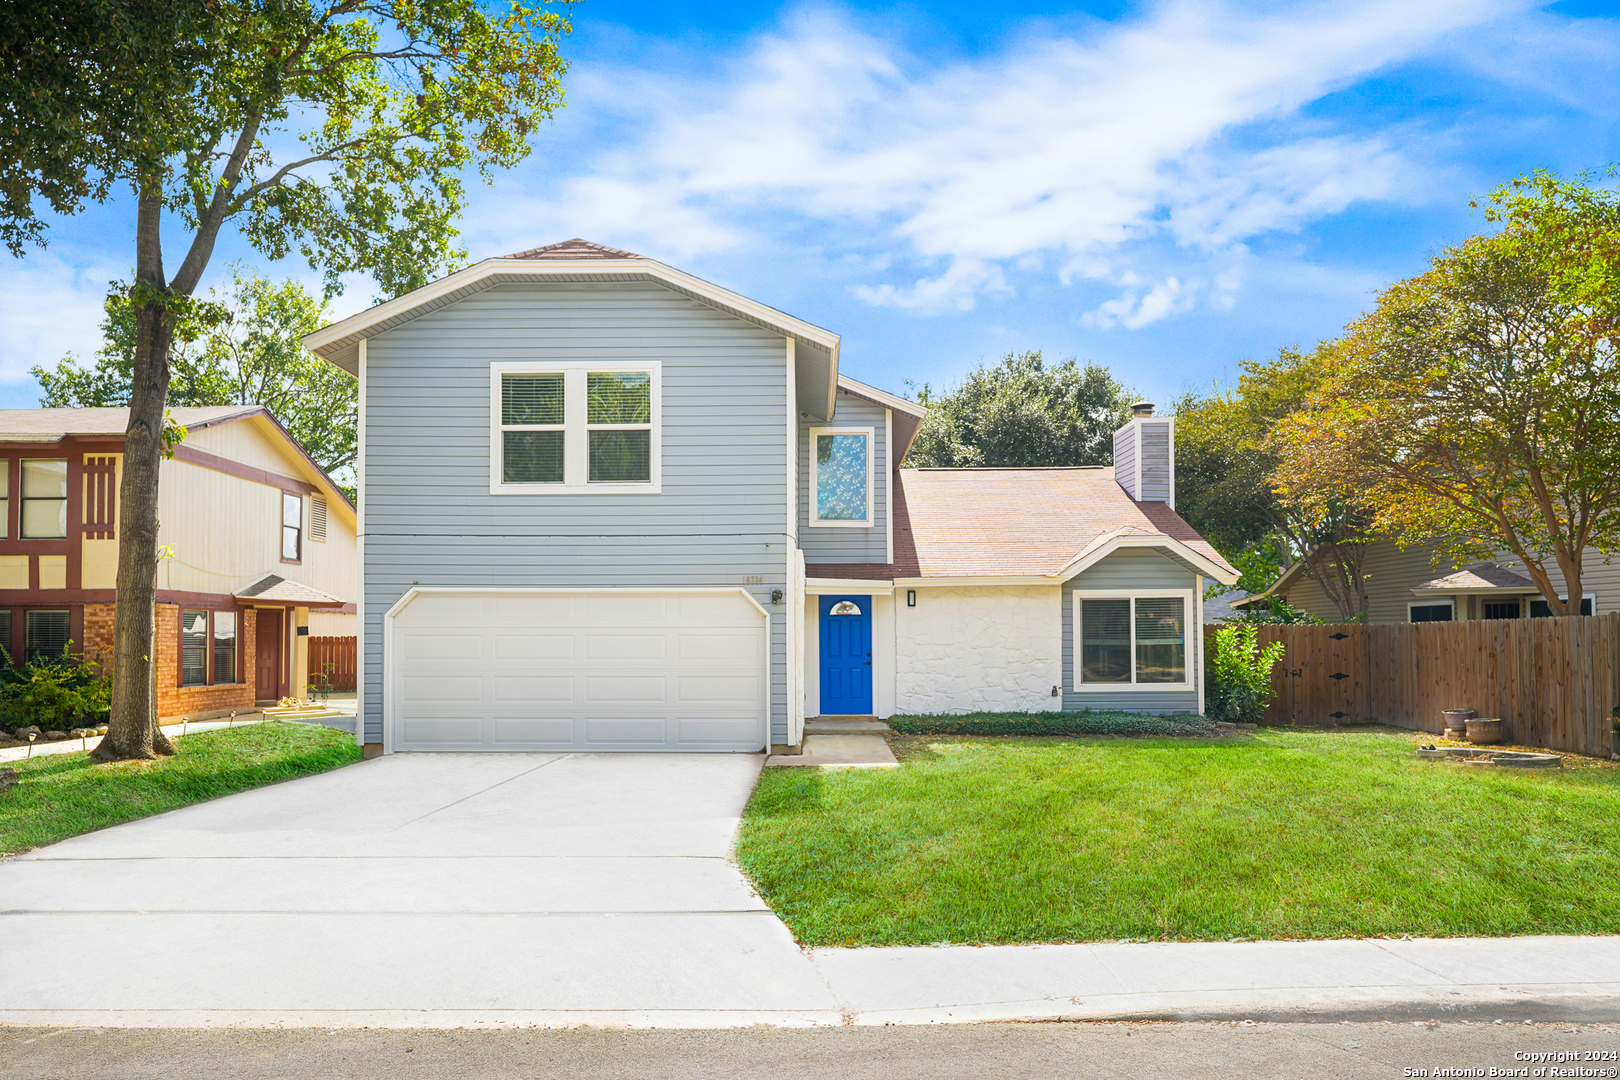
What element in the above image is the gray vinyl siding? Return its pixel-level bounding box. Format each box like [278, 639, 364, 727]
[1062, 548, 1201, 713]
[1113, 426, 1136, 499]
[1139, 421, 1171, 502]
[361, 280, 791, 745]
[798, 389, 889, 563]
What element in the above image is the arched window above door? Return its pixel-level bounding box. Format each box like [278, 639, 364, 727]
[829, 600, 862, 616]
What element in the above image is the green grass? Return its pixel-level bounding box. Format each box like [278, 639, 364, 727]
[888, 710, 1218, 737]
[0, 722, 361, 856]
[736, 727, 1620, 946]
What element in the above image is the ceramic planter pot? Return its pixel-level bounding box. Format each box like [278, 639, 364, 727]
[1465, 718, 1505, 745]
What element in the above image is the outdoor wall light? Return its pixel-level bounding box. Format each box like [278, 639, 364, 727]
[1051, 685, 1060, 697]
[771, 588, 784, 605]
[906, 590, 917, 607]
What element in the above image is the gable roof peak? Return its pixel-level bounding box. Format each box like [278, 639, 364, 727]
[504, 238, 643, 260]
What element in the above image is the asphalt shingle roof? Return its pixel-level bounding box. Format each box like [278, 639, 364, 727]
[1414, 564, 1537, 592]
[0, 406, 260, 441]
[505, 238, 643, 260]
[807, 467, 1235, 580]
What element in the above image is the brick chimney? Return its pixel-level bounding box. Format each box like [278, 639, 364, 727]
[1113, 403, 1175, 506]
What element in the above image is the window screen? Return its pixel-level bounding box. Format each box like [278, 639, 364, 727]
[1134, 597, 1185, 683]
[181, 610, 208, 686]
[24, 609, 71, 664]
[21, 459, 67, 538]
[1080, 598, 1131, 683]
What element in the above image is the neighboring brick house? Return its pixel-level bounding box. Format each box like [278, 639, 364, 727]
[0, 407, 356, 719]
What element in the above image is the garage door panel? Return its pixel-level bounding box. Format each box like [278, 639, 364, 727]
[493, 634, 575, 661]
[585, 634, 667, 661]
[392, 589, 766, 752]
[492, 676, 576, 703]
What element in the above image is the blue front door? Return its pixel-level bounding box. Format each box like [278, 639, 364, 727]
[819, 595, 873, 715]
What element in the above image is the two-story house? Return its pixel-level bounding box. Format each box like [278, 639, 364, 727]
[0, 407, 356, 718]
[303, 239, 1237, 755]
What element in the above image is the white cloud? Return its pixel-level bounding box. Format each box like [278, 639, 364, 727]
[0, 253, 124, 385]
[496, 0, 1527, 321]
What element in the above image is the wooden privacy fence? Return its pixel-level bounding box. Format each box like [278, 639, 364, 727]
[308, 636, 357, 692]
[1205, 614, 1620, 758]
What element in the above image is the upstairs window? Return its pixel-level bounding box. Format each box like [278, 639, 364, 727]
[810, 427, 873, 527]
[1075, 593, 1190, 689]
[282, 493, 302, 562]
[21, 459, 67, 538]
[0, 460, 8, 539]
[492, 363, 661, 493]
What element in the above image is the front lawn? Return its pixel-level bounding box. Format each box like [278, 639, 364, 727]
[736, 727, 1620, 946]
[0, 722, 361, 856]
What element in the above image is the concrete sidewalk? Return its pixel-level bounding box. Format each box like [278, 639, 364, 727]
[0, 753, 1614, 1028]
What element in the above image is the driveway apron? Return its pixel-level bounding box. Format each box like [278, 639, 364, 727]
[0, 754, 842, 1025]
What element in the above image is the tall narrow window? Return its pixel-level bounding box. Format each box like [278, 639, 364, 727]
[1134, 597, 1186, 683]
[181, 610, 208, 686]
[0, 609, 12, 663]
[21, 459, 67, 538]
[281, 493, 302, 561]
[213, 611, 237, 684]
[0, 459, 9, 539]
[23, 609, 70, 664]
[501, 372, 565, 483]
[1080, 599, 1131, 683]
[810, 428, 872, 525]
[587, 372, 652, 482]
[309, 495, 328, 542]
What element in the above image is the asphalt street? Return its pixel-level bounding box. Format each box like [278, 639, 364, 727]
[2, 1021, 1617, 1080]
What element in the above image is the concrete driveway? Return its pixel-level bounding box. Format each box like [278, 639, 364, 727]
[0, 753, 844, 1026]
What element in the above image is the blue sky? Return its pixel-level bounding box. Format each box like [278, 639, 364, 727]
[3, 0, 1619, 408]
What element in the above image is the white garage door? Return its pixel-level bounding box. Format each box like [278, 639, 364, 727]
[389, 589, 768, 752]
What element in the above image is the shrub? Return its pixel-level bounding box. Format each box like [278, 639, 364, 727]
[1205, 625, 1285, 725]
[887, 710, 1219, 737]
[0, 642, 112, 733]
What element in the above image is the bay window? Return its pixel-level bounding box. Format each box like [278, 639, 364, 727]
[1075, 592, 1191, 688]
[492, 362, 660, 492]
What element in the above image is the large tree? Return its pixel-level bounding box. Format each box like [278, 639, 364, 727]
[904, 350, 1135, 467]
[2, 1, 571, 760]
[1274, 172, 1620, 617]
[34, 268, 357, 495]
[1176, 347, 1377, 622]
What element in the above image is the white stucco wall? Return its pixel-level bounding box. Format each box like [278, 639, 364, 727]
[895, 585, 1064, 714]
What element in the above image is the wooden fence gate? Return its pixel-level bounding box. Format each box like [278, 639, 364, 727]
[1205, 614, 1620, 758]
[308, 636, 357, 692]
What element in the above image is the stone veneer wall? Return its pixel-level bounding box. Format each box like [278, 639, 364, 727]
[894, 585, 1064, 715]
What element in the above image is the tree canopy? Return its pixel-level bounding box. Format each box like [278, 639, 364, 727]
[33, 269, 357, 495]
[904, 350, 1136, 468]
[1272, 171, 1620, 617]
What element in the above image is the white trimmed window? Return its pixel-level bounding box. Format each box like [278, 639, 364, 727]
[1408, 602, 1454, 622]
[491, 362, 661, 494]
[809, 426, 873, 527]
[1073, 591, 1193, 689]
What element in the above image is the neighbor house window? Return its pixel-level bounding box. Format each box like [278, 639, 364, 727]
[21, 459, 67, 539]
[1075, 594, 1190, 688]
[810, 427, 873, 526]
[24, 609, 71, 664]
[282, 493, 302, 561]
[1409, 603, 1454, 623]
[1530, 596, 1595, 617]
[182, 610, 240, 687]
[1483, 600, 1521, 620]
[0, 609, 13, 662]
[181, 610, 208, 686]
[492, 363, 661, 493]
[0, 459, 8, 539]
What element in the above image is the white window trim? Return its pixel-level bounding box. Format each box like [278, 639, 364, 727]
[1071, 589, 1195, 692]
[1530, 592, 1597, 615]
[808, 425, 874, 528]
[489, 360, 662, 495]
[1407, 600, 1455, 622]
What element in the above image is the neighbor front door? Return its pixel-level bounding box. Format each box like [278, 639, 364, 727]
[256, 608, 284, 701]
[819, 595, 872, 715]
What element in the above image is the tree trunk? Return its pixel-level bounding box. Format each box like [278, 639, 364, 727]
[93, 183, 175, 762]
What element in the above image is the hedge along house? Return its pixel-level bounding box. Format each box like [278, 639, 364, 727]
[303, 239, 1238, 755]
[0, 407, 357, 719]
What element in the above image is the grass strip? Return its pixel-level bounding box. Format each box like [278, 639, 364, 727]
[0, 722, 361, 856]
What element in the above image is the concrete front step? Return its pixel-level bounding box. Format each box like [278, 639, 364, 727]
[766, 734, 899, 769]
[805, 718, 891, 734]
